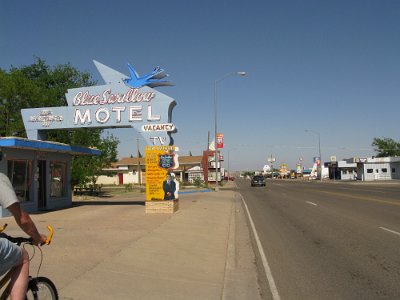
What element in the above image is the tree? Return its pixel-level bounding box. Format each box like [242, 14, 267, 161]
[242, 171, 255, 178]
[0, 68, 43, 136]
[71, 133, 119, 187]
[372, 137, 400, 157]
[0, 58, 119, 187]
[0, 57, 95, 138]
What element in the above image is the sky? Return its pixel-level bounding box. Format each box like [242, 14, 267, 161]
[1, 0, 400, 171]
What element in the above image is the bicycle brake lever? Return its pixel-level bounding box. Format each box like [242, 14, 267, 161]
[0, 223, 8, 233]
[44, 225, 54, 245]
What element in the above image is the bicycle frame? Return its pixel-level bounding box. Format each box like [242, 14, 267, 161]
[0, 224, 54, 299]
[0, 267, 14, 300]
[0, 223, 13, 299]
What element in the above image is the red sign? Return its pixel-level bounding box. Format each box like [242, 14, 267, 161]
[217, 133, 224, 148]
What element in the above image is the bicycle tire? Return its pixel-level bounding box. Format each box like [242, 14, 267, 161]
[26, 276, 58, 300]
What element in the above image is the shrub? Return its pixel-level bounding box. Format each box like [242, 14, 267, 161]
[124, 183, 133, 192]
[193, 177, 205, 188]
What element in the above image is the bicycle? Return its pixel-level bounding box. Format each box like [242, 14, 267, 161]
[0, 223, 58, 300]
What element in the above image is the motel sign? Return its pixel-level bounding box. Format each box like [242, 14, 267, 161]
[21, 60, 177, 146]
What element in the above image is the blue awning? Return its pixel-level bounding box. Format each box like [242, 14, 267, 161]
[0, 137, 101, 156]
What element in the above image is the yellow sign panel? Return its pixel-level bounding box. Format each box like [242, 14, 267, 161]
[145, 146, 176, 201]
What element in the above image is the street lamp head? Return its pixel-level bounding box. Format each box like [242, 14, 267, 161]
[305, 129, 320, 136]
[237, 71, 246, 76]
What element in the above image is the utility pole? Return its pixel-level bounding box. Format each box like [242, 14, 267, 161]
[137, 135, 142, 186]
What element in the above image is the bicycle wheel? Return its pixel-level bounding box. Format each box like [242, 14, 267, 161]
[26, 276, 58, 300]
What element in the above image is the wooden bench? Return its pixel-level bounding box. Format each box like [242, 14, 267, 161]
[74, 185, 102, 196]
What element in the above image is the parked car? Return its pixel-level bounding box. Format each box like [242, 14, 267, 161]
[251, 175, 266, 187]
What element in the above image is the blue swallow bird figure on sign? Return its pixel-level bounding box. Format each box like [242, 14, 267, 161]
[123, 63, 173, 88]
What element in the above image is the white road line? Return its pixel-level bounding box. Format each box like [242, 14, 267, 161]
[379, 227, 400, 236]
[240, 194, 281, 300]
[340, 187, 385, 194]
[306, 201, 317, 206]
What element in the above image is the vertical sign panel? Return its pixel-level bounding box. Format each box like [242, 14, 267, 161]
[145, 146, 176, 201]
[217, 133, 224, 149]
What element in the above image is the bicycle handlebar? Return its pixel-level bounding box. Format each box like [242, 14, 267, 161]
[44, 225, 53, 245]
[0, 224, 54, 246]
[0, 223, 8, 233]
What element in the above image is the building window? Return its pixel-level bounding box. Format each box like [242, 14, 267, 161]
[381, 168, 387, 173]
[50, 161, 66, 198]
[392, 168, 396, 173]
[7, 160, 32, 202]
[367, 169, 373, 173]
[188, 172, 204, 183]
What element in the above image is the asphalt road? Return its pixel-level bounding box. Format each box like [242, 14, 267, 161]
[237, 179, 400, 300]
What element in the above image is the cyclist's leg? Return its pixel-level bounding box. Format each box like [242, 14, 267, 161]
[0, 237, 29, 300]
[0, 238, 22, 276]
[9, 248, 29, 300]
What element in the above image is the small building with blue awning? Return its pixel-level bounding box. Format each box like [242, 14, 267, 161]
[0, 137, 100, 217]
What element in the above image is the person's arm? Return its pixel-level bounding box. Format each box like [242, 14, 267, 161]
[172, 182, 176, 193]
[7, 202, 46, 245]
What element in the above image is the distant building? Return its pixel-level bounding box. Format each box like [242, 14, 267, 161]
[332, 156, 400, 181]
[187, 166, 204, 183]
[96, 155, 203, 185]
[99, 156, 146, 185]
[337, 160, 357, 180]
[356, 156, 400, 181]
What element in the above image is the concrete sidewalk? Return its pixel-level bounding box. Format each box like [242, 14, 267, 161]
[3, 182, 262, 299]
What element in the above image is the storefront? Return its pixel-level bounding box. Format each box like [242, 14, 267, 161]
[356, 156, 400, 181]
[0, 137, 100, 217]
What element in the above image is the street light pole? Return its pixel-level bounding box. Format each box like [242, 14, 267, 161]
[267, 154, 276, 179]
[226, 148, 236, 181]
[214, 72, 246, 191]
[136, 132, 146, 186]
[305, 129, 322, 181]
[136, 134, 142, 186]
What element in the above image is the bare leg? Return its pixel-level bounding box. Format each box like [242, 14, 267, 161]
[9, 248, 29, 300]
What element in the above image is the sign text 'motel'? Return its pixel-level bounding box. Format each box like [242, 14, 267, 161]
[22, 60, 177, 146]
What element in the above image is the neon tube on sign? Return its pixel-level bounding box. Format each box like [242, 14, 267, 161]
[73, 105, 161, 125]
[73, 88, 155, 106]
